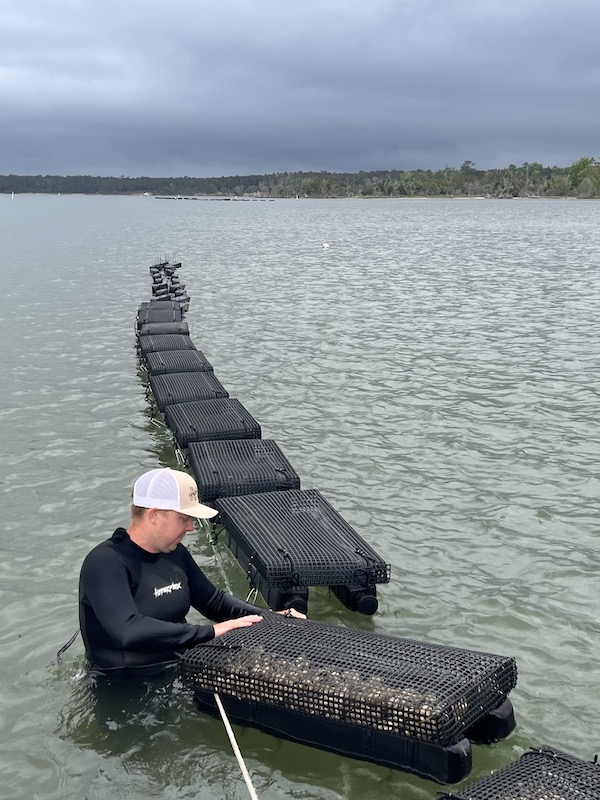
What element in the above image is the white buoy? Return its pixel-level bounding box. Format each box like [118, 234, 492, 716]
[322, 242, 330, 249]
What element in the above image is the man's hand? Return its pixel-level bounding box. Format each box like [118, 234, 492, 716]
[276, 608, 307, 619]
[213, 615, 264, 637]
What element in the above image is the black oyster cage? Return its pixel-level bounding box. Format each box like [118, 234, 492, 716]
[438, 746, 600, 800]
[180, 614, 517, 783]
[138, 332, 197, 357]
[148, 371, 229, 412]
[215, 489, 391, 588]
[187, 439, 301, 502]
[138, 320, 190, 336]
[145, 349, 214, 375]
[214, 487, 391, 616]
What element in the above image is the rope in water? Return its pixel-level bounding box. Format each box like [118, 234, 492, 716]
[201, 518, 260, 798]
[213, 691, 260, 800]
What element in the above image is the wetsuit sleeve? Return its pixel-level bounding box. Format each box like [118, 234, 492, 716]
[180, 548, 264, 622]
[80, 546, 216, 652]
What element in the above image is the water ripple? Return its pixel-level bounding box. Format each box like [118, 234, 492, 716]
[1, 196, 599, 799]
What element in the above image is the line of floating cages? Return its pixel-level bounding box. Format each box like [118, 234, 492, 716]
[148, 258, 190, 312]
[136, 260, 518, 784]
[180, 613, 517, 784]
[438, 746, 600, 799]
[135, 262, 391, 616]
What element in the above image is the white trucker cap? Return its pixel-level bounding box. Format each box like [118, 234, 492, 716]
[132, 468, 218, 519]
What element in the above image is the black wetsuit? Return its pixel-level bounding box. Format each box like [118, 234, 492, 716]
[79, 527, 260, 676]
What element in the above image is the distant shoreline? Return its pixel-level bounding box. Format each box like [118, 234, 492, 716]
[2, 159, 599, 199]
[1, 192, 590, 201]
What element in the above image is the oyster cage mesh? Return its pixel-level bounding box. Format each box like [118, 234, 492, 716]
[187, 438, 301, 501]
[180, 614, 516, 747]
[145, 349, 214, 375]
[438, 746, 600, 800]
[138, 333, 197, 356]
[138, 321, 190, 336]
[136, 306, 182, 329]
[214, 489, 391, 588]
[165, 398, 262, 447]
[149, 371, 229, 410]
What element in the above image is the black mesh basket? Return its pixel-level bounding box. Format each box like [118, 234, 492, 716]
[145, 349, 214, 375]
[138, 321, 190, 337]
[214, 489, 391, 589]
[180, 614, 517, 783]
[149, 372, 229, 411]
[139, 299, 181, 310]
[164, 398, 262, 447]
[138, 334, 197, 357]
[187, 438, 301, 502]
[438, 746, 600, 799]
[137, 299, 181, 311]
[136, 306, 183, 329]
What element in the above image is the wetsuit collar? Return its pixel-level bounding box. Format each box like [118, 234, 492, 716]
[111, 527, 161, 562]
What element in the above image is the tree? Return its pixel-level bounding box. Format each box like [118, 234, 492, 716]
[569, 157, 598, 188]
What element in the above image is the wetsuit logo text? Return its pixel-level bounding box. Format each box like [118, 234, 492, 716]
[154, 581, 182, 598]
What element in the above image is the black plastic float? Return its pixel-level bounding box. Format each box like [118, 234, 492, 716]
[438, 746, 600, 799]
[180, 613, 517, 784]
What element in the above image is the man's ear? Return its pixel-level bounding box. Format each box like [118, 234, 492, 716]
[147, 507, 162, 524]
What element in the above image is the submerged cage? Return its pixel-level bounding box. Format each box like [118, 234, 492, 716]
[145, 349, 214, 375]
[438, 746, 600, 799]
[148, 371, 229, 411]
[164, 398, 262, 447]
[187, 438, 301, 502]
[214, 488, 390, 614]
[180, 614, 517, 784]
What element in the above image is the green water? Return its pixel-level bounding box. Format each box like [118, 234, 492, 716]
[1, 195, 598, 799]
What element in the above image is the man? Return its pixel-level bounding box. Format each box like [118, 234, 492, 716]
[79, 467, 299, 678]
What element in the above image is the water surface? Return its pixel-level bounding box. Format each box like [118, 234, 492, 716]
[0, 195, 598, 800]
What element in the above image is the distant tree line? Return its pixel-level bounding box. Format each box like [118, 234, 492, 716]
[1, 158, 599, 198]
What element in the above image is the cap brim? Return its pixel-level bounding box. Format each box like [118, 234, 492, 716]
[179, 502, 218, 520]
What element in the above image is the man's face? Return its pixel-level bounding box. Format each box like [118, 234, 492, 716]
[154, 509, 196, 552]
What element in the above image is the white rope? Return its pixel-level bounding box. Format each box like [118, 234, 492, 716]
[213, 692, 260, 800]
[198, 523, 259, 798]
[174, 445, 186, 467]
[245, 587, 259, 604]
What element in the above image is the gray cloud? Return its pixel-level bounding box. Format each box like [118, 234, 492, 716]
[1, 0, 598, 176]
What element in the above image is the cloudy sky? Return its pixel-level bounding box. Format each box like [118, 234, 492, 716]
[1, 0, 598, 177]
